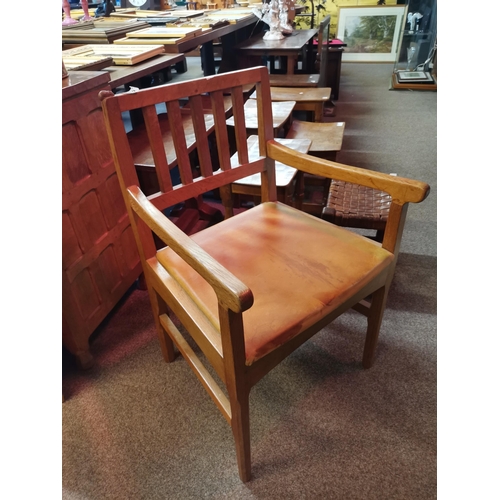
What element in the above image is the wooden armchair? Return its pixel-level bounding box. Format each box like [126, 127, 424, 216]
[100, 66, 430, 482]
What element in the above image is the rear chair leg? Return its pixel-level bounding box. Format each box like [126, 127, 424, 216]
[362, 285, 389, 369]
[149, 289, 176, 363]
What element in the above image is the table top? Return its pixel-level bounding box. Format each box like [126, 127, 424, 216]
[118, 14, 258, 54]
[232, 136, 311, 187]
[234, 29, 318, 55]
[103, 53, 186, 89]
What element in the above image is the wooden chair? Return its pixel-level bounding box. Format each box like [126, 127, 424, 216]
[100, 66, 430, 482]
[269, 15, 331, 88]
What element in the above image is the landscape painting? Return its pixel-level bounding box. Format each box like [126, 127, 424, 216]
[337, 6, 407, 62]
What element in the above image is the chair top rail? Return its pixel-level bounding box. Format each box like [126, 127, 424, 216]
[101, 66, 271, 114]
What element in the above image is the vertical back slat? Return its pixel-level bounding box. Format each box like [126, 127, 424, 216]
[188, 94, 214, 178]
[211, 90, 232, 171]
[166, 100, 193, 185]
[142, 104, 174, 193]
[230, 86, 249, 165]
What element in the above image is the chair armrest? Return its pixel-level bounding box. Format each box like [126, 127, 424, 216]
[267, 140, 430, 204]
[127, 186, 254, 314]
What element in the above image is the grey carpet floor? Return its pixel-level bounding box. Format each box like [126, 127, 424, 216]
[62, 61, 437, 499]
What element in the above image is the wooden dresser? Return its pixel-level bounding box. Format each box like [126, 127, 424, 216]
[62, 71, 142, 368]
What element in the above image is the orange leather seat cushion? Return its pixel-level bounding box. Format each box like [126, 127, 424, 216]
[155, 202, 394, 365]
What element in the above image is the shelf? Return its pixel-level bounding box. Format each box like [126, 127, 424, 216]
[391, 73, 436, 91]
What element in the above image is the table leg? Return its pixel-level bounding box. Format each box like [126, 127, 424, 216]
[314, 103, 323, 122]
[219, 21, 260, 73]
[286, 56, 297, 75]
[175, 59, 188, 74]
[306, 38, 316, 73]
[201, 41, 216, 76]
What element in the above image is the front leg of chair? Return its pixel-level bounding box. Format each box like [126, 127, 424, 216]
[219, 307, 252, 481]
[230, 388, 252, 482]
[362, 285, 389, 369]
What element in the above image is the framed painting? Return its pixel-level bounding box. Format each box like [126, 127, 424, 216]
[337, 5, 407, 62]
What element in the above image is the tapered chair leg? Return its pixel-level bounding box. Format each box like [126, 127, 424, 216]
[362, 285, 389, 369]
[230, 390, 252, 482]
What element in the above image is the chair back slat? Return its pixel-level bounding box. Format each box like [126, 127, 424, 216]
[228, 86, 249, 166]
[209, 90, 233, 172]
[142, 104, 174, 193]
[166, 100, 194, 185]
[187, 94, 214, 178]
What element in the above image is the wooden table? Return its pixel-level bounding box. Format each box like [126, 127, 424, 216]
[234, 29, 318, 75]
[102, 53, 186, 89]
[116, 14, 259, 76]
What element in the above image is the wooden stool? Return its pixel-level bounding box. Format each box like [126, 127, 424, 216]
[322, 180, 392, 242]
[187, 1, 197, 8]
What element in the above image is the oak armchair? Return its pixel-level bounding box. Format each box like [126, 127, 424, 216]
[100, 66, 430, 482]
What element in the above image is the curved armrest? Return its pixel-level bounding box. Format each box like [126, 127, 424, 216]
[127, 186, 254, 314]
[267, 140, 430, 204]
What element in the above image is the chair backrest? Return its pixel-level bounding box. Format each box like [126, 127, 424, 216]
[317, 15, 331, 88]
[100, 66, 277, 262]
